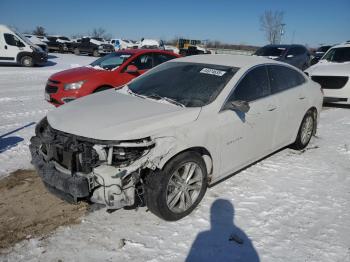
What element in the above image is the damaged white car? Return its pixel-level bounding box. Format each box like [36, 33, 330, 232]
[30, 55, 323, 221]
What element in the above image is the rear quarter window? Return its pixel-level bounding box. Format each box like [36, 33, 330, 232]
[268, 65, 306, 94]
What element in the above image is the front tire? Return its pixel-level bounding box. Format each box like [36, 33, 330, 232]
[144, 152, 208, 221]
[20, 56, 33, 67]
[290, 110, 315, 150]
[93, 50, 100, 57]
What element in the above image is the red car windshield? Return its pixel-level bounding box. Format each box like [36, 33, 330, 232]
[90, 52, 132, 70]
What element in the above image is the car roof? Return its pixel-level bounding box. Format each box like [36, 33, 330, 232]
[116, 49, 179, 56]
[173, 54, 282, 68]
[331, 42, 350, 49]
[263, 44, 305, 49]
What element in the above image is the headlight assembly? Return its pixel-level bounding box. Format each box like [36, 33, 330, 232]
[64, 80, 85, 90]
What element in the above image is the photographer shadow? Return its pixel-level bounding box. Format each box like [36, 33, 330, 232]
[186, 199, 259, 262]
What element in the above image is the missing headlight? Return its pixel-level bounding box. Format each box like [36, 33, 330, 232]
[111, 147, 150, 167]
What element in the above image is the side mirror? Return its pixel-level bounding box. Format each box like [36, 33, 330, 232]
[224, 100, 250, 113]
[286, 54, 294, 58]
[125, 65, 138, 74]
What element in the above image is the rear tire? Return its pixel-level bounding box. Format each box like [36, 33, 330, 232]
[20, 56, 33, 67]
[144, 152, 208, 221]
[59, 45, 65, 53]
[290, 110, 315, 150]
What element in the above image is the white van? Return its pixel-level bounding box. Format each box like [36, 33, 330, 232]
[0, 24, 48, 66]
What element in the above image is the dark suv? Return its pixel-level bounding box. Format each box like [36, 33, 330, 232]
[46, 36, 74, 53]
[310, 45, 333, 65]
[73, 37, 114, 57]
[254, 44, 311, 70]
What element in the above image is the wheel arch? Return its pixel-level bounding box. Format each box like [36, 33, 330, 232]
[16, 52, 33, 63]
[159, 146, 214, 182]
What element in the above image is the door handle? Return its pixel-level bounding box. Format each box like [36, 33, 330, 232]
[299, 96, 306, 100]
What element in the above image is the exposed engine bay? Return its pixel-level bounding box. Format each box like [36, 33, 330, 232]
[30, 117, 170, 210]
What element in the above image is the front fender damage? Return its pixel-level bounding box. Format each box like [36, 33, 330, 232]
[89, 136, 177, 209]
[30, 121, 177, 210]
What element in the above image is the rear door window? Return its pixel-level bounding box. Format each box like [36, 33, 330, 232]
[130, 54, 154, 70]
[153, 53, 177, 66]
[268, 65, 306, 94]
[287, 47, 306, 56]
[228, 65, 270, 102]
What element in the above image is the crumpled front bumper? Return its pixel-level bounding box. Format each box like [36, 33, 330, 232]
[30, 138, 90, 203]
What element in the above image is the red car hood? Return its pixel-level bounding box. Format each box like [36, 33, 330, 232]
[50, 66, 108, 83]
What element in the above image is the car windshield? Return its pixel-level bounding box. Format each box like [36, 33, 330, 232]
[255, 46, 287, 57]
[59, 37, 70, 41]
[92, 37, 103, 41]
[128, 62, 239, 107]
[90, 52, 132, 70]
[322, 47, 350, 63]
[12, 29, 33, 46]
[317, 46, 331, 53]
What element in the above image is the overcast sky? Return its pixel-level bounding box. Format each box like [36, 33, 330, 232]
[1, 0, 349, 47]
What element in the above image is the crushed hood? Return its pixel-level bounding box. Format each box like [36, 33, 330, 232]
[306, 61, 350, 76]
[47, 89, 201, 141]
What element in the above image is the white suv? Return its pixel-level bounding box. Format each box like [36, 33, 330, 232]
[306, 42, 350, 104]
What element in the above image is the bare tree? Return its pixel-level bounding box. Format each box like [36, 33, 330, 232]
[91, 27, 107, 38]
[71, 33, 83, 39]
[32, 26, 46, 36]
[260, 10, 285, 44]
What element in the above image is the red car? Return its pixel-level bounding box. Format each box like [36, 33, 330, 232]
[45, 49, 180, 106]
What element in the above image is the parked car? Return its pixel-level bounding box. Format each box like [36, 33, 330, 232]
[35, 35, 49, 42]
[45, 49, 180, 106]
[310, 45, 333, 65]
[254, 44, 311, 70]
[139, 38, 164, 49]
[72, 37, 114, 57]
[305, 42, 350, 104]
[164, 45, 180, 54]
[31, 54, 323, 221]
[110, 39, 138, 51]
[24, 34, 48, 54]
[0, 24, 47, 66]
[46, 35, 74, 53]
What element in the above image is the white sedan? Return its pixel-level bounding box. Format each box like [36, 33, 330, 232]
[30, 55, 323, 221]
[305, 42, 350, 104]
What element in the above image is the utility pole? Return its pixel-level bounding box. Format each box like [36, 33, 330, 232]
[280, 23, 286, 44]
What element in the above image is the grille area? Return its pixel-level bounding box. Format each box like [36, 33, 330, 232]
[47, 79, 61, 85]
[311, 75, 348, 89]
[45, 85, 58, 94]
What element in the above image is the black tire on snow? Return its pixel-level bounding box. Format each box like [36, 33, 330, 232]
[290, 109, 316, 150]
[20, 55, 34, 67]
[144, 151, 208, 221]
[93, 50, 100, 57]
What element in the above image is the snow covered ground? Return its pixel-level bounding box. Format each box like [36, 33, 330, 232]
[0, 54, 96, 177]
[0, 54, 350, 261]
